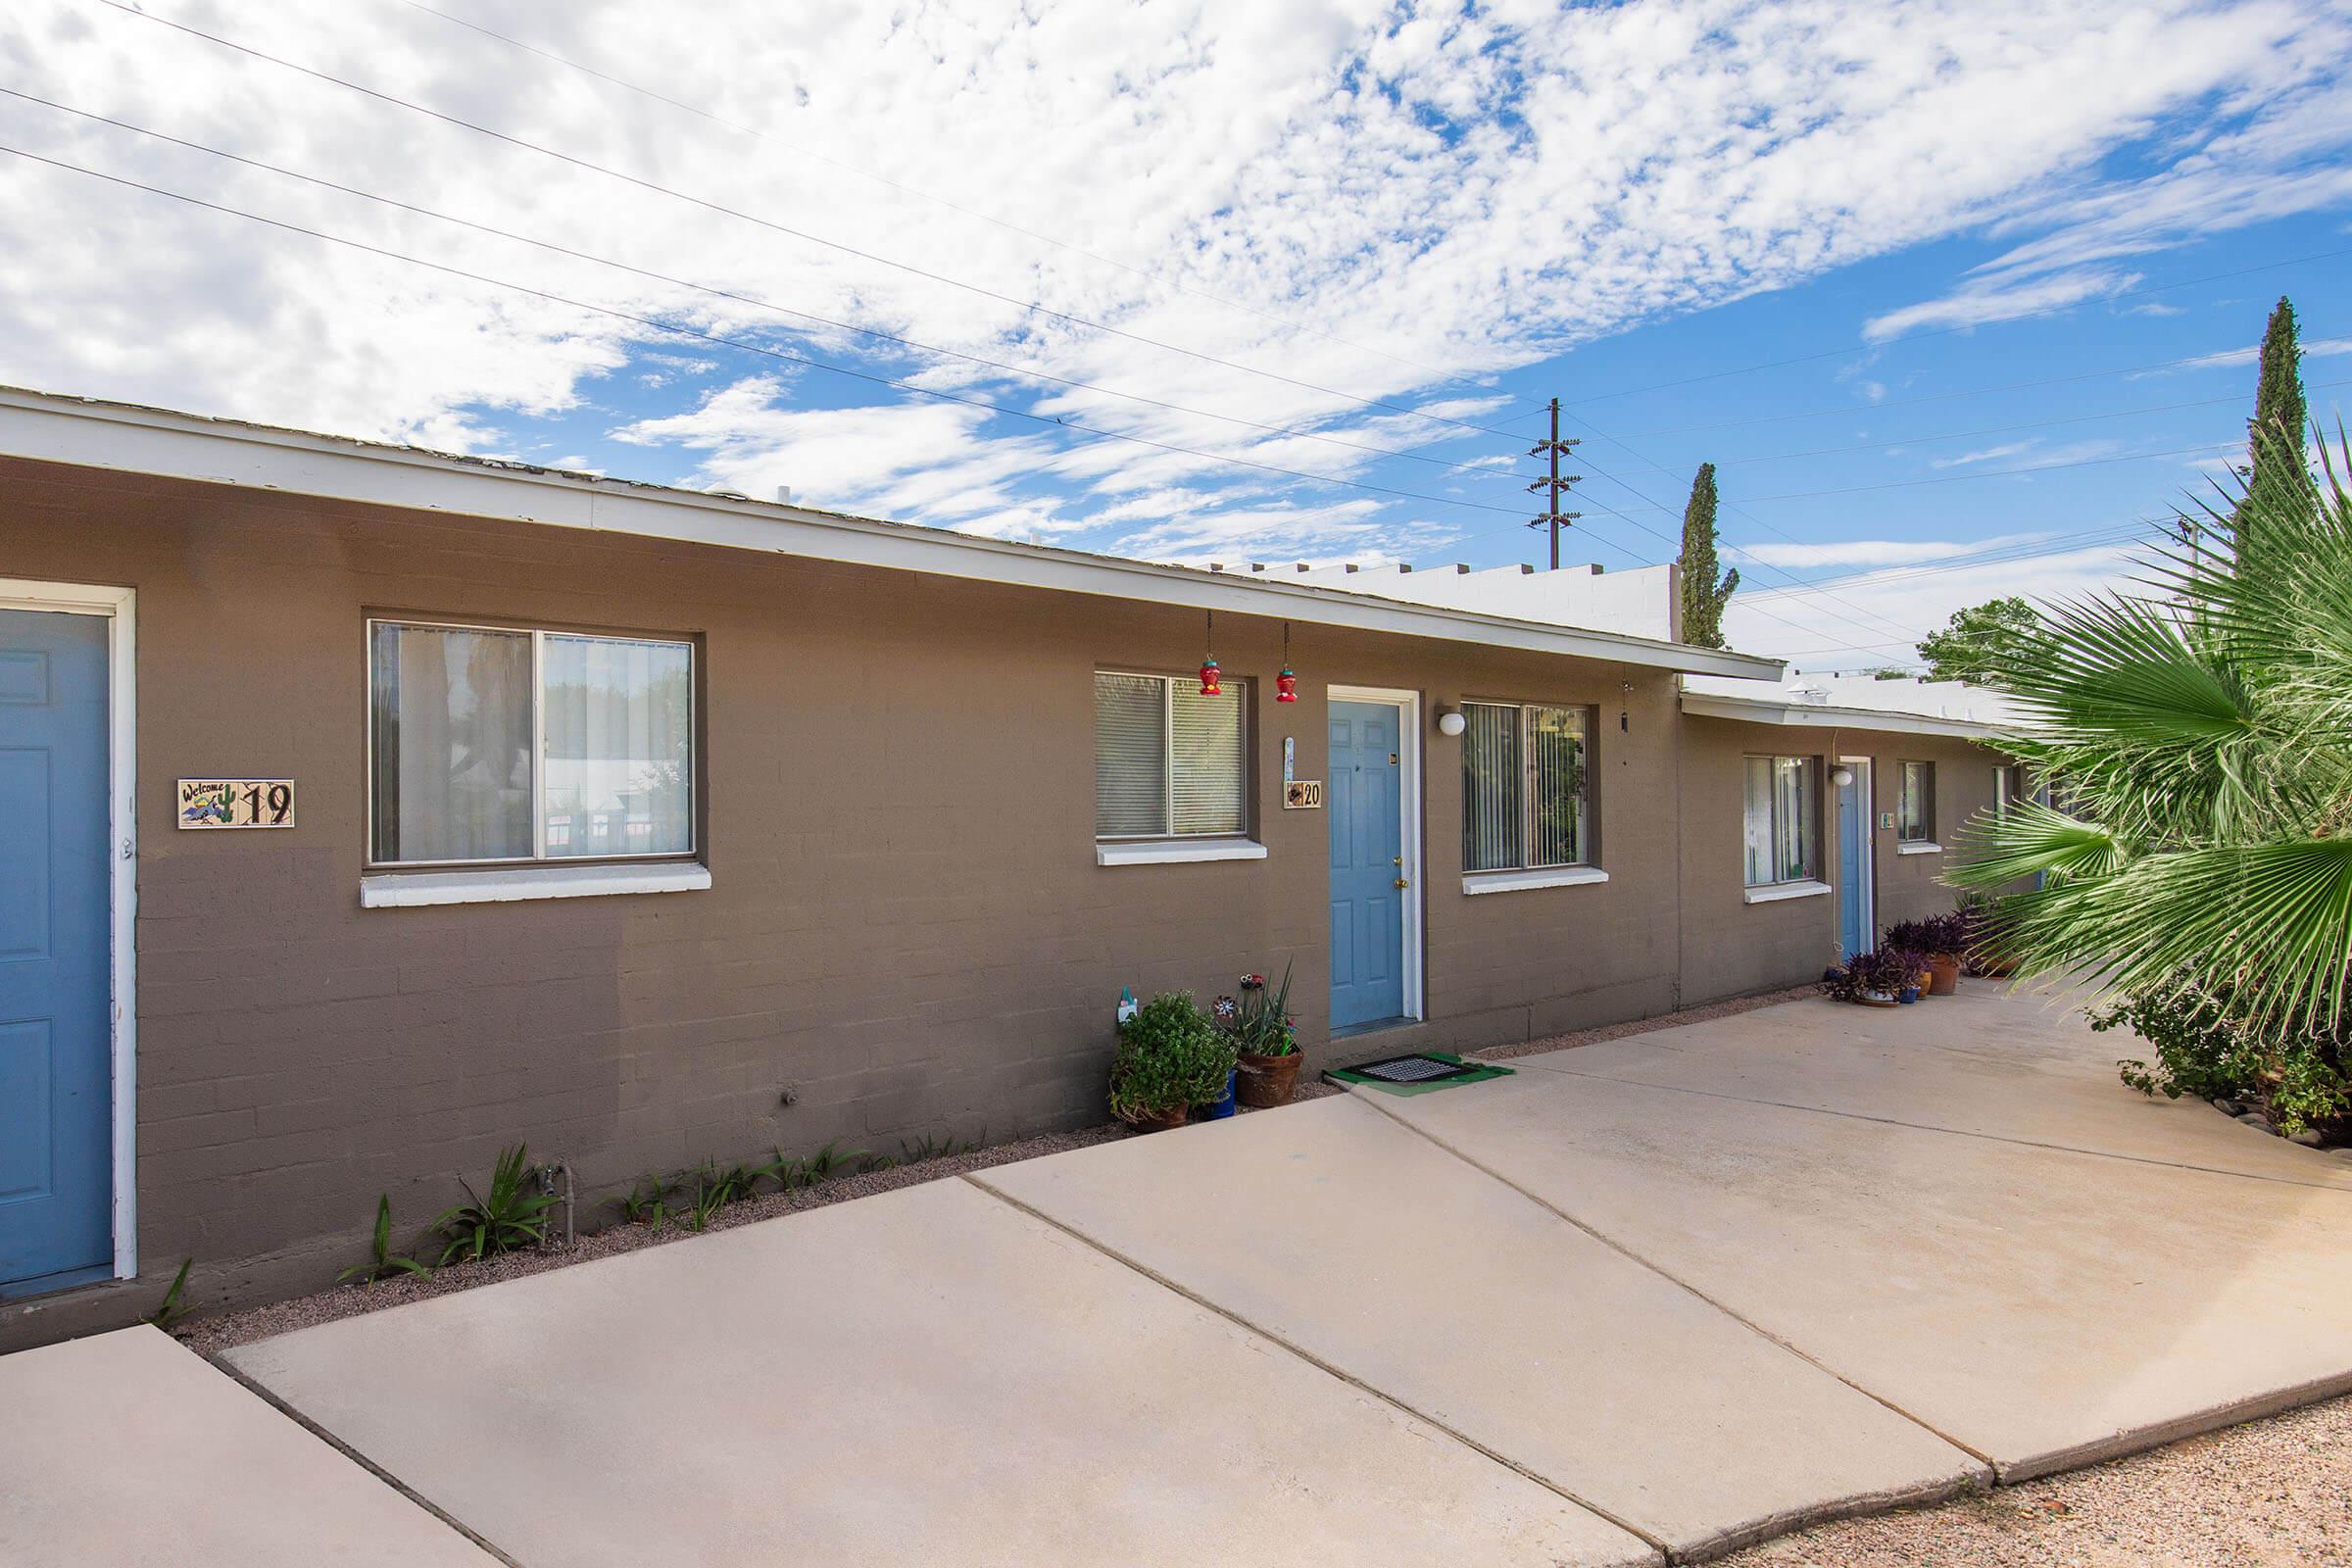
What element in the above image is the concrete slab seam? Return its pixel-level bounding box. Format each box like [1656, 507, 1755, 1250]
[1990, 1366, 2352, 1485]
[207, 1352, 527, 1568]
[1502, 1060, 2352, 1196]
[1340, 1086, 2000, 1478]
[958, 1172, 1671, 1565]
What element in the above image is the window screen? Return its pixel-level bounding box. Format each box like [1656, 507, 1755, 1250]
[1095, 671, 1245, 838]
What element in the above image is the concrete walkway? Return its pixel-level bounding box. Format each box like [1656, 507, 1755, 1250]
[0, 1326, 498, 1567]
[15, 985, 2352, 1565]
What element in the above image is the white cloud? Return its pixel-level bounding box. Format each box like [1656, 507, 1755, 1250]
[1929, 440, 2040, 470]
[1863, 268, 2143, 343]
[1725, 536, 2150, 668]
[1732, 530, 2058, 568]
[2135, 335, 2352, 375]
[0, 0, 2345, 566]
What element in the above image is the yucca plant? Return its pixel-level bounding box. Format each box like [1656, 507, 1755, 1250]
[340, 1195, 431, 1285]
[432, 1144, 558, 1264]
[1950, 421, 2352, 1127]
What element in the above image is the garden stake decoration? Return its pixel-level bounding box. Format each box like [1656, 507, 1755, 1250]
[1199, 609, 1220, 696]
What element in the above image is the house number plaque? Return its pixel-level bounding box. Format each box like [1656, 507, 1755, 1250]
[179, 778, 295, 829]
[1284, 780, 1324, 809]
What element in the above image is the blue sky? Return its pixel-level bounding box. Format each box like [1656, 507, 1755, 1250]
[3, 0, 2348, 667]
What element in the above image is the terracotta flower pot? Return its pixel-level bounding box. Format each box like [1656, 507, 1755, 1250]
[1116, 1102, 1190, 1132]
[1927, 955, 1961, 996]
[1235, 1050, 1304, 1108]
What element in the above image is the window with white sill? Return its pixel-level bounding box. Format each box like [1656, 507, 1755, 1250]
[368, 619, 695, 869]
[1094, 670, 1248, 843]
[1897, 760, 1936, 845]
[1462, 701, 1593, 876]
[1742, 755, 1818, 889]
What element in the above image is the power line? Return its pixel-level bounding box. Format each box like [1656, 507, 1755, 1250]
[0, 141, 1568, 527]
[1438, 446, 1938, 655]
[1523, 245, 2352, 412]
[0, 86, 1550, 490]
[1693, 381, 2347, 468]
[1727, 440, 2239, 506]
[1616, 347, 2327, 438]
[90, 0, 1533, 448]
[391, 0, 1457, 384]
[1557, 417, 1928, 645]
[1734, 521, 2158, 598]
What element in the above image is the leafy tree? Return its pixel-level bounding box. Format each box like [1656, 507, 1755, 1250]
[1677, 463, 1738, 648]
[2234, 295, 2314, 554]
[1950, 428, 2352, 1128]
[1915, 597, 2036, 684]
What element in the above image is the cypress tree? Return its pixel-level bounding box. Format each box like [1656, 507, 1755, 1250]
[1678, 462, 1738, 648]
[2238, 295, 2312, 552]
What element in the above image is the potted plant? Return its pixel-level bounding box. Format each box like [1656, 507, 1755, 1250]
[1885, 914, 1968, 996]
[1891, 948, 1929, 1004]
[1227, 964, 1304, 1108]
[1821, 948, 1910, 1007]
[1109, 992, 1238, 1130]
[1956, 893, 2019, 977]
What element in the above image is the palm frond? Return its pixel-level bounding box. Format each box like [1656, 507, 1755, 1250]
[1955, 418, 2352, 1040]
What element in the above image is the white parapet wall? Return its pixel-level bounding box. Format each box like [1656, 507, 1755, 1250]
[1229, 560, 1679, 642]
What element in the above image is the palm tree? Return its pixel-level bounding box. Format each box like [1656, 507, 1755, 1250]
[1950, 422, 2351, 1050]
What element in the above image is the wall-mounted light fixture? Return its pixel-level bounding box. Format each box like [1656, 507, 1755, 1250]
[1435, 706, 1466, 738]
[1831, 765, 1855, 788]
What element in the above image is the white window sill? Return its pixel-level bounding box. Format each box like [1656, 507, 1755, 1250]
[361, 860, 712, 908]
[1743, 878, 1833, 905]
[1896, 841, 1943, 856]
[1462, 866, 1609, 896]
[1096, 838, 1268, 867]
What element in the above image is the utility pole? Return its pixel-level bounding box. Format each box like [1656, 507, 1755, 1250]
[1527, 397, 1583, 570]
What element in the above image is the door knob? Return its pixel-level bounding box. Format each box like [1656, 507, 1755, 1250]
[1394, 876, 1410, 889]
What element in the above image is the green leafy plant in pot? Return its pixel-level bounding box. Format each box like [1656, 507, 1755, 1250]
[1110, 992, 1238, 1129]
[1885, 912, 1968, 996]
[1227, 963, 1304, 1108]
[1821, 949, 1915, 1007]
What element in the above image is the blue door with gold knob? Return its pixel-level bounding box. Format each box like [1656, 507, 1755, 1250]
[1329, 701, 1404, 1030]
[0, 608, 114, 1298]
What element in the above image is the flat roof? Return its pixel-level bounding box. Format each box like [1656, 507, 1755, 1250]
[0, 384, 1784, 680]
[1680, 689, 2009, 741]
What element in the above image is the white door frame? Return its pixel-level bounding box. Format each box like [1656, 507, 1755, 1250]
[1838, 754, 1875, 954]
[1, 578, 137, 1283]
[1326, 684, 1424, 1022]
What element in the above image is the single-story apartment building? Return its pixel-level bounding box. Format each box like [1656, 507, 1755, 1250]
[0, 385, 2018, 1348]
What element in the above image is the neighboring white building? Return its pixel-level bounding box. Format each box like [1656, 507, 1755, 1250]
[1208, 559, 1679, 642]
[1257, 555, 2024, 740]
[1679, 670, 2025, 741]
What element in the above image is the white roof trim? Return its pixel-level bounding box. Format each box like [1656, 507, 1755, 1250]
[1681, 690, 2006, 741]
[0, 386, 1783, 680]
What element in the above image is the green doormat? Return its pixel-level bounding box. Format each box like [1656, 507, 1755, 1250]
[1324, 1052, 1515, 1096]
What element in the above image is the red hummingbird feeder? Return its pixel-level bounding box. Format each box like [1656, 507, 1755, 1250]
[1275, 665, 1298, 703]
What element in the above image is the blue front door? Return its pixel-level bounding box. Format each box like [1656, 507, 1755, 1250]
[0, 609, 114, 1297]
[1836, 761, 1871, 959]
[1329, 701, 1405, 1030]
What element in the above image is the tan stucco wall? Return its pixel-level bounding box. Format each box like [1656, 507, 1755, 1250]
[3, 461, 1714, 1343]
[1, 460, 2008, 1344]
[1676, 716, 2003, 1004]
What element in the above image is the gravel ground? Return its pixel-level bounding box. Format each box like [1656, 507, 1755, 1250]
[1725, 1394, 2352, 1567]
[174, 989, 1783, 1358]
[173, 1122, 1134, 1357]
